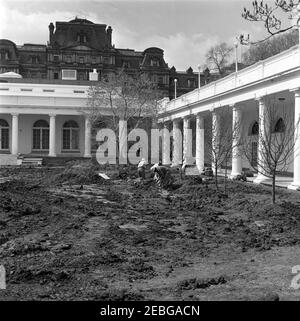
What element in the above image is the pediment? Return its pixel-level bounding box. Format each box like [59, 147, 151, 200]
[65, 45, 94, 51]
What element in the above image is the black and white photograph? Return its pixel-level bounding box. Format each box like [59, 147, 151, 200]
[0, 0, 299, 314]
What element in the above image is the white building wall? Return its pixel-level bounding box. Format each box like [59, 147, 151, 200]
[0, 114, 86, 156]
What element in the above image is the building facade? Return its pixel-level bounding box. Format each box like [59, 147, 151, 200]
[158, 43, 300, 190]
[1, 17, 299, 191]
[0, 17, 204, 99]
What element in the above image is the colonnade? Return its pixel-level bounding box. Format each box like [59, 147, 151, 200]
[160, 89, 300, 189]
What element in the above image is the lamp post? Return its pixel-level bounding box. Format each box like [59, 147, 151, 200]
[197, 64, 201, 89]
[234, 39, 239, 73]
[174, 78, 177, 99]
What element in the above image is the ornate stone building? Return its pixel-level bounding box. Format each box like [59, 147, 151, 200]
[0, 17, 204, 99]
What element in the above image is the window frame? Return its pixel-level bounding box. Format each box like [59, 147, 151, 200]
[0, 119, 9, 151]
[32, 120, 49, 151]
[62, 120, 80, 152]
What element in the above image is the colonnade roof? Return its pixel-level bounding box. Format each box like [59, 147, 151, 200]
[159, 45, 300, 120]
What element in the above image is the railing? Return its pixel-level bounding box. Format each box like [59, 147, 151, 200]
[160, 45, 299, 113]
[0, 82, 89, 98]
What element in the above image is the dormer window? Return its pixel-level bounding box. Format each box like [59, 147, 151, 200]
[150, 59, 159, 67]
[0, 51, 9, 60]
[77, 31, 87, 43]
[187, 79, 195, 88]
[122, 61, 130, 68]
[31, 56, 38, 64]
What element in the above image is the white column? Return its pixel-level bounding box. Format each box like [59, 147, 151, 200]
[162, 122, 171, 165]
[84, 116, 92, 158]
[49, 114, 56, 157]
[289, 89, 300, 190]
[211, 109, 220, 173]
[297, 5, 300, 65]
[183, 116, 193, 164]
[172, 119, 182, 166]
[11, 113, 19, 155]
[254, 97, 268, 183]
[196, 113, 205, 172]
[230, 105, 243, 178]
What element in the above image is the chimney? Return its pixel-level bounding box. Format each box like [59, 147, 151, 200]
[49, 22, 54, 44]
[106, 26, 112, 47]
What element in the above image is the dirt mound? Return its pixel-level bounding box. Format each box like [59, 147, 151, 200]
[177, 276, 227, 291]
[51, 161, 107, 185]
[0, 179, 41, 192]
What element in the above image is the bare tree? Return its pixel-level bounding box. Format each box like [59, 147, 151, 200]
[242, 98, 299, 203]
[206, 107, 242, 193]
[243, 29, 298, 65]
[242, 0, 300, 41]
[205, 42, 233, 76]
[86, 69, 161, 164]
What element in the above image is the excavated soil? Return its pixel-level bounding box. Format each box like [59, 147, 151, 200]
[0, 162, 300, 301]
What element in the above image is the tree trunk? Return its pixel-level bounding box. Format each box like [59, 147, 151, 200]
[272, 173, 276, 204]
[215, 161, 218, 190]
[224, 159, 228, 196]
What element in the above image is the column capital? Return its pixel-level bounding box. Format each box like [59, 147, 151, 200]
[172, 118, 181, 124]
[49, 113, 56, 117]
[231, 104, 243, 113]
[195, 112, 204, 118]
[183, 115, 191, 120]
[11, 112, 19, 117]
[290, 87, 300, 96]
[229, 103, 243, 109]
[254, 95, 266, 103]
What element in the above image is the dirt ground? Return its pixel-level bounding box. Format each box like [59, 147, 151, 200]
[0, 161, 299, 301]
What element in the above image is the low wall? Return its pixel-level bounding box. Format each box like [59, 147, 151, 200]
[0, 154, 18, 166]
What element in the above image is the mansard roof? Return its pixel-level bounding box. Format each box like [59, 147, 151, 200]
[68, 18, 94, 24]
[117, 49, 143, 57]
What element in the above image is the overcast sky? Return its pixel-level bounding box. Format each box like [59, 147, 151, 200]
[0, 0, 270, 70]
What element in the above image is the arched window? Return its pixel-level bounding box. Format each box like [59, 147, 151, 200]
[0, 119, 9, 150]
[77, 32, 87, 43]
[62, 120, 79, 151]
[249, 121, 259, 136]
[274, 118, 285, 133]
[0, 51, 9, 61]
[33, 120, 49, 150]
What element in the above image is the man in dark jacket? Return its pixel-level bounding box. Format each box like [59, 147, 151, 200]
[150, 163, 174, 188]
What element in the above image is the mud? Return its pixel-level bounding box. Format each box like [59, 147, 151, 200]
[0, 162, 299, 300]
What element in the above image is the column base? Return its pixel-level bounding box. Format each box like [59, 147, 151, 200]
[171, 163, 181, 168]
[84, 154, 92, 158]
[253, 174, 269, 184]
[48, 154, 57, 157]
[196, 164, 204, 173]
[287, 182, 300, 191]
[230, 171, 242, 179]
